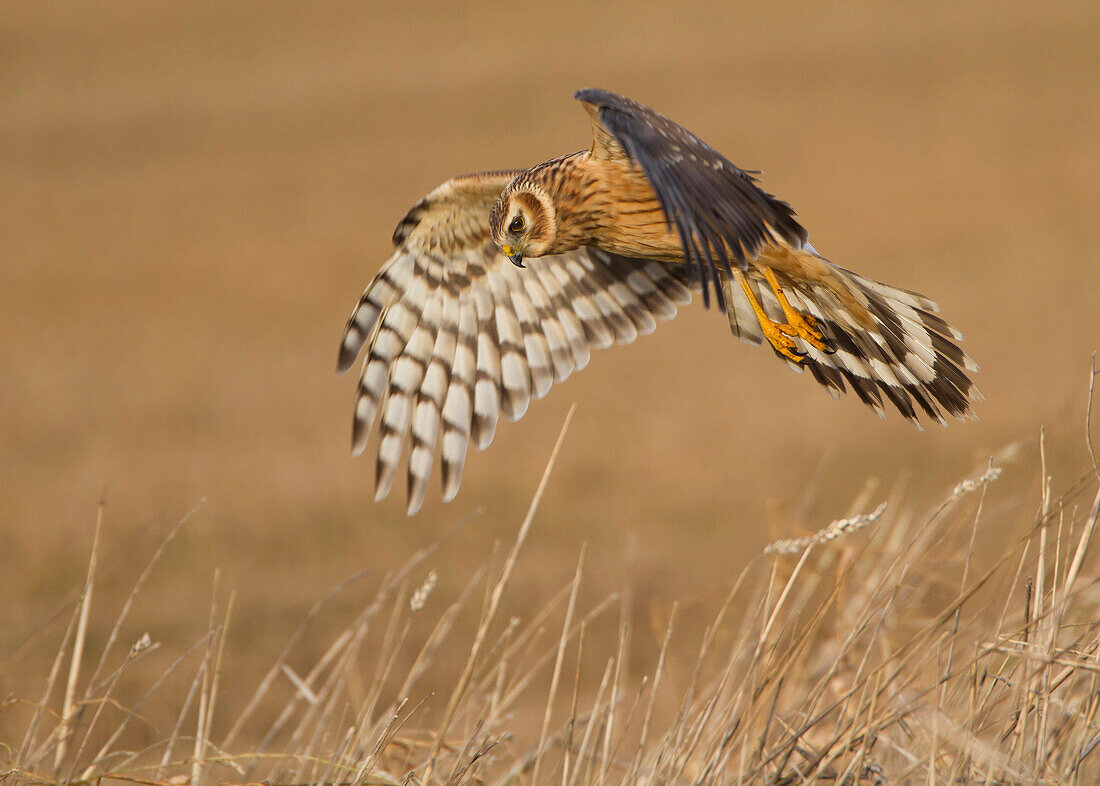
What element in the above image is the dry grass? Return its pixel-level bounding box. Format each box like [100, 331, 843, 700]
[4, 409, 1100, 785]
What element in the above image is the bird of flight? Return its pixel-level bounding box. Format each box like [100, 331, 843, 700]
[338, 89, 978, 514]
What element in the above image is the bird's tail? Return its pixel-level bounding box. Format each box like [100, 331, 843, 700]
[719, 247, 980, 426]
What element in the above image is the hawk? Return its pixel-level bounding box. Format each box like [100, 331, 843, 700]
[338, 89, 978, 514]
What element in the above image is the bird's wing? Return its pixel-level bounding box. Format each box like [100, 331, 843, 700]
[574, 88, 808, 311]
[338, 172, 694, 514]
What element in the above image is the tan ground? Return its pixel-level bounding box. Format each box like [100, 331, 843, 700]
[2, 0, 1098, 750]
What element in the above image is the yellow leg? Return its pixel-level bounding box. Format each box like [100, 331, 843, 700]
[734, 270, 806, 363]
[760, 268, 831, 353]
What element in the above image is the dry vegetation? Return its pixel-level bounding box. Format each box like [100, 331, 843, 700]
[4, 406, 1100, 785]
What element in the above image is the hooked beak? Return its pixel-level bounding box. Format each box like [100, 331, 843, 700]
[501, 244, 525, 268]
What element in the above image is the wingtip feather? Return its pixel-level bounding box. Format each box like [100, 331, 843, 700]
[336, 345, 358, 375]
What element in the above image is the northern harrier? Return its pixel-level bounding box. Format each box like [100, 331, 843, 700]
[338, 89, 978, 514]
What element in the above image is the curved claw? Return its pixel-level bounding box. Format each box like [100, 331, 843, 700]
[762, 321, 808, 363]
[779, 312, 833, 354]
[761, 267, 834, 355]
[735, 269, 810, 364]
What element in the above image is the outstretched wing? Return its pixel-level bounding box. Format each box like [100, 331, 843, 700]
[338, 173, 694, 514]
[574, 88, 808, 311]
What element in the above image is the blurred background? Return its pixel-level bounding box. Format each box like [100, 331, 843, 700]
[2, 0, 1098, 746]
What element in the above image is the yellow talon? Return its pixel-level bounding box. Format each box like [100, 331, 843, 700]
[760, 267, 831, 353]
[735, 270, 807, 364]
[761, 318, 807, 363]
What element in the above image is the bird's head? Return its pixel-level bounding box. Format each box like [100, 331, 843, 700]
[489, 180, 557, 267]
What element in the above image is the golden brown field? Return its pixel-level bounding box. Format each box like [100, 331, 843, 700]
[2, 1, 1099, 783]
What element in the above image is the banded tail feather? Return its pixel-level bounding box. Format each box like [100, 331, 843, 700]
[717, 246, 979, 427]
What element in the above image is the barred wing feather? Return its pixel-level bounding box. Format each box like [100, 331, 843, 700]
[338, 173, 693, 514]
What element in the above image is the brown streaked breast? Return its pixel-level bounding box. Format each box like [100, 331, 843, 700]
[578, 156, 686, 262]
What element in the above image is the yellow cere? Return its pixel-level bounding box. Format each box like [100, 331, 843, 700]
[502, 245, 514, 256]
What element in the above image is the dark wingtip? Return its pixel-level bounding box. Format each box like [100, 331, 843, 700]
[336, 326, 362, 375]
[336, 347, 356, 375]
[573, 88, 623, 107]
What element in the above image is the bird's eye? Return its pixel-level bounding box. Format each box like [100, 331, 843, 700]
[508, 216, 525, 234]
